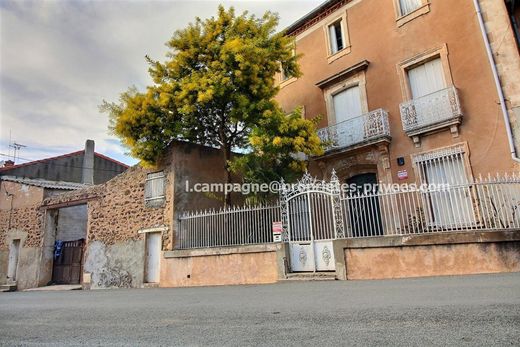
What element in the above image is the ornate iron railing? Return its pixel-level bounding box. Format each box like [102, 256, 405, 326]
[341, 173, 520, 238]
[400, 86, 462, 133]
[317, 108, 390, 152]
[175, 173, 520, 249]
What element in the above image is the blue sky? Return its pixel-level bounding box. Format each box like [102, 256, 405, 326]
[0, 0, 321, 166]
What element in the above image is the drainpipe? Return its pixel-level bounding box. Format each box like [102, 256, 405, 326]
[473, 0, 520, 163]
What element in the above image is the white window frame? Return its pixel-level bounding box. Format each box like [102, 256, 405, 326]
[394, 0, 430, 27]
[397, 44, 453, 102]
[323, 13, 351, 64]
[145, 171, 166, 207]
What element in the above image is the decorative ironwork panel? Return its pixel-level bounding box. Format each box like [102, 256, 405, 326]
[399, 86, 462, 133]
[317, 109, 390, 152]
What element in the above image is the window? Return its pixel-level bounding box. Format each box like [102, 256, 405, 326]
[145, 171, 165, 207]
[333, 85, 362, 123]
[407, 57, 446, 99]
[279, 45, 297, 86]
[328, 20, 344, 54]
[331, 85, 364, 148]
[399, 0, 422, 16]
[413, 145, 475, 227]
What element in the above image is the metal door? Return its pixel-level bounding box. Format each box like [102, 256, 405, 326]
[52, 239, 84, 284]
[145, 232, 161, 283]
[282, 171, 344, 272]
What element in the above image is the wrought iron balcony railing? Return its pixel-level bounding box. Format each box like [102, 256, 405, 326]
[400, 86, 462, 134]
[317, 108, 390, 152]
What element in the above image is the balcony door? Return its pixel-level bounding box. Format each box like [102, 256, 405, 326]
[408, 58, 446, 99]
[332, 85, 363, 147]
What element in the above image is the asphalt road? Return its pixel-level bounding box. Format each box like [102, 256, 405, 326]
[1, 273, 519, 346]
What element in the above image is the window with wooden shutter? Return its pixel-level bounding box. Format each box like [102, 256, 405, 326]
[145, 171, 165, 207]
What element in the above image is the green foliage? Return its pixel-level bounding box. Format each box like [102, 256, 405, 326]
[229, 107, 324, 199]
[101, 6, 301, 167]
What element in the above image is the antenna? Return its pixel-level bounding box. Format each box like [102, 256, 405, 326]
[9, 142, 27, 164]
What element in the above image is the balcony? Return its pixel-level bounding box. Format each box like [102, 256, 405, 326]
[400, 86, 462, 140]
[317, 108, 390, 153]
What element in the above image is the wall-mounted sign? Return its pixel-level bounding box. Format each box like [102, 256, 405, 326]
[272, 221, 282, 242]
[397, 169, 408, 180]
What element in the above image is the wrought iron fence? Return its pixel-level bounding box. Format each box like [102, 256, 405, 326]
[400, 86, 462, 133]
[175, 173, 520, 249]
[317, 108, 390, 152]
[342, 174, 520, 238]
[176, 204, 281, 249]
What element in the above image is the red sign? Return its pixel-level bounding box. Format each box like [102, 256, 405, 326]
[272, 221, 282, 233]
[397, 170, 408, 180]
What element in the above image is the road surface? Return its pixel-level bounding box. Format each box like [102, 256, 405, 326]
[1, 273, 519, 346]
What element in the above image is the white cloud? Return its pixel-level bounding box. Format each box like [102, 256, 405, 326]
[0, 0, 321, 165]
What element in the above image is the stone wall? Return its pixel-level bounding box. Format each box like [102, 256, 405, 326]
[0, 207, 43, 249]
[0, 181, 46, 288]
[480, 0, 520, 159]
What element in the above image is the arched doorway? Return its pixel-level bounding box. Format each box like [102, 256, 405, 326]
[346, 173, 383, 237]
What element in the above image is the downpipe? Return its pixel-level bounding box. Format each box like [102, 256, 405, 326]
[473, 0, 520, 163]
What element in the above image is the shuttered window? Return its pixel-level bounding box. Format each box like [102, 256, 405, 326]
[408, 58, 446, 99]
[145, 171, 165, 207]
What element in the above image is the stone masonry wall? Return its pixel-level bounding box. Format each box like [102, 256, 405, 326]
[0, 181, 45, 250]
[44, 165, 170, 245]
[480, 0, 520, 158]
[0, 207, 43, 249]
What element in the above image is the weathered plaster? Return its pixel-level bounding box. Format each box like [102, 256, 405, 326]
[84, 240, 145, 289]
[161, 244, 281, 287]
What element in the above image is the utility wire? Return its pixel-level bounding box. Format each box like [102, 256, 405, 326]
[0, 153, 129, 173]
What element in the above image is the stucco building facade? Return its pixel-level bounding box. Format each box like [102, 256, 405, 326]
[275, 0, 520, 188]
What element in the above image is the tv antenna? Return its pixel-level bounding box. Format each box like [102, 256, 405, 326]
[9, 142, 27, 164]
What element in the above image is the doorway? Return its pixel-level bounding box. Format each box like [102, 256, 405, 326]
[346, 173, 383, 237]
[145, 232, 161, 283]
[52, 239, 84, 284]
[7, 239, 20, 282]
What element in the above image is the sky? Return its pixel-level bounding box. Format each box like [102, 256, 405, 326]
[0, 0, 322, 166]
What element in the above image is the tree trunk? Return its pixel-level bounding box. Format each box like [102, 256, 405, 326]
[222, 144, 233, 207]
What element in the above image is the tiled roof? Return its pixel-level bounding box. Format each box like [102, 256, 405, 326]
[0, 150, 129, 172]
[0, 176, 88, 190]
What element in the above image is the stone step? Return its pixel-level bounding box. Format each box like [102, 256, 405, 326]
[0, 283, 17, 292]
[281, 272, 337, 281]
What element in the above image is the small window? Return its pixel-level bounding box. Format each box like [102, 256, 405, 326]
[281, 64, 291, 81]
[399, 0, 422, 16]
[328, 20, 344, 54]
[145, 171, 165, 207]
[280, 46, 296, 82]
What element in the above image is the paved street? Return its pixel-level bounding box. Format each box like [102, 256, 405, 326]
[1, 273, 519, 346]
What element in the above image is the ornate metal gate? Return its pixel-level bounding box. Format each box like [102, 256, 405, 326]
[280, 171, 344, 272]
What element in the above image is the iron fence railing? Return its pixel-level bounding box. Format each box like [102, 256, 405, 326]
[342, 174, 520, 238]
[176, 204, 281, 249]
[175, 174, 520, 249]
